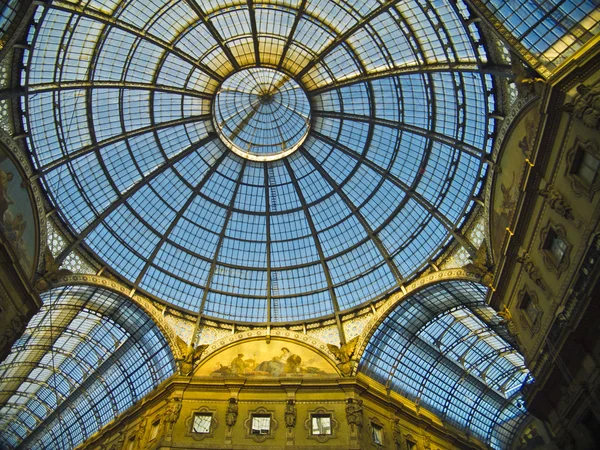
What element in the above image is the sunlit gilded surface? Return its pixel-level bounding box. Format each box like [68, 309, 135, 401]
[22, 0, 495, 322]
[360, 281, 530, 449]
[0, 285, 175, 449]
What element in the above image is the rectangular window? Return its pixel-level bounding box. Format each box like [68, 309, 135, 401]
[573, 149, 600, 185]
[520, 293, 539, 325]
[311, 414, 332, 435]
[372, 423, 384, 445]
[251, 414, 271, 435]
[544, 229, 567, 263]
[192, 413, 212, 434]
[149, 420, 160, 440]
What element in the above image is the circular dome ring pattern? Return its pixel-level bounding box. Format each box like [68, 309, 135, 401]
[23, 0, 495, 323]
[213, 67, 311, 161]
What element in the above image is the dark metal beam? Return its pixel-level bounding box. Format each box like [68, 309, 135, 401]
[299, 147, 404, 284]
[308, 62, 482, 96]
[313, 110, 483, 158]
[283, 158, 343, 334]
[296, 0, 396, 79]
[197, 159, 249, 317]
[278, 0, 307, 69]
[247, 0, 261, 66]
[26, 81, 213, 99]
[183, 0, 240, 70]
[40, 114, 211, 174]
[134, 150, 230, 286]
[55, 133, 218, 264]
[50, 0, 223, 82]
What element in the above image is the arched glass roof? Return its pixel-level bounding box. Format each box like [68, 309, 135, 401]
[21, 0, 495, 322]
[0, 285, 175, 450]
[359, 280, 530, 449]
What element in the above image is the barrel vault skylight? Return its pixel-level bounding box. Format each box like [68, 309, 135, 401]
[20, 0, 496, 323]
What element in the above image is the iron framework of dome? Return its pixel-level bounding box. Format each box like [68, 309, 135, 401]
[21, 0, 497, 323]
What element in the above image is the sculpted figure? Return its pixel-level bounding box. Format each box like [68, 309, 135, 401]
[163, 397, 182, 429]
[564, 84, 600, 130]
[328, 336, 359, 376]
[284, 400, 296, 428]
[226, 398, 238, 428]
[345, 399, 363, 432]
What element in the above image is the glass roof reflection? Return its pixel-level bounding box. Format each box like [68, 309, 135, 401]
[22, 0, 495, 322]
[359, 280, 531, 449]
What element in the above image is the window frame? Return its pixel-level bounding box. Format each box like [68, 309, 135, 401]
[244, 407, 278, 442]
[304, 407, 338, 443]
[566, 137, 600, 199]
[539, 222, 571, 276]
[517, 288, 542, 334]
[185, 407, 218, 441]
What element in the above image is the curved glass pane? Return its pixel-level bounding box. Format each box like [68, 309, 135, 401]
[359, 280, 530, 449]
[22, 0, 494, 321]
[0, 285, 175, 449]
[483, 0, 600, 70]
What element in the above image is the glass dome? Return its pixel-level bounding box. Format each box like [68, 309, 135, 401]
[21, 0, 495, 323]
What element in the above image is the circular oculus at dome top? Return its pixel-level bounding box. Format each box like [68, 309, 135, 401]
[22, 0, 496, 323]
[213, 68, 310, 162]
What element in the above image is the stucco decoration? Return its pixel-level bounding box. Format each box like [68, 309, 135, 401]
[351, 269, 479, 373]
[195, 336, 339, 377]
[490, 101, 541, 262]
[52, 274, 185, 361]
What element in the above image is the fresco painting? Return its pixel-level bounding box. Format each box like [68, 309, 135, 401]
[196, 339, 337, 377]
[491, 103, 541, 261]
[0, 147, 35, 276]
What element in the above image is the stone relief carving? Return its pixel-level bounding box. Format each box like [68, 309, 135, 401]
[392, 418, 402, 449]
[34, 248, 72, 291]
[226, 398, 238, 429]
[516, 252, 548, 292]
[464, 241, 494, 287]
[177, 342, 209, 376]
[162, 397, 182, 432]
[539, 185, 575, 220]
[564, 84, 600, 130]
[284, 400, 296, 429]
[345, 398, 363, 433]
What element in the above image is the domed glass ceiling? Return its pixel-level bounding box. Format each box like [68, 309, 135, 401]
[21, 0, 495, 323]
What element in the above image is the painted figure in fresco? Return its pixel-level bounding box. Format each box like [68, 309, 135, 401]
[255, 347, 301, 376]
[230, 353, 246, 375]
[0, 168, 14, 221]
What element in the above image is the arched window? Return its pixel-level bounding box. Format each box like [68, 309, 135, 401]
[0, 285, 175, 449]
[359, 280, 530, 449]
